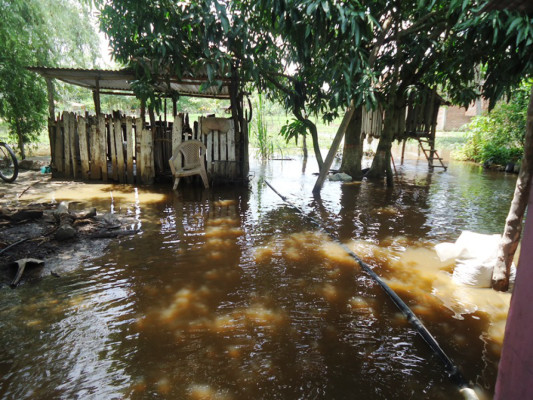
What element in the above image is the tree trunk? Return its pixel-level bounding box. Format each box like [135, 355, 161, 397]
[302, 133, 308, 160]
[294, 108, 323, 170]
[367, 99, 399, 186]
[15, 119, 25, 160]
[303, 118, 323, 170]
[492, 86, 533, 291]
[340, 106, 364, 180]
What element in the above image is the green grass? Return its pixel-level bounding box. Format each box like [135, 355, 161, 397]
[435, 131, 468, 151]
[249, 113, 343, 157]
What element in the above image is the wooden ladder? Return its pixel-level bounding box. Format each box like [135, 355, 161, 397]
[417, 137, 447, 171]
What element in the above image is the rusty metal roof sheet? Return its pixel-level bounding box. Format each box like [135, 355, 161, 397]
[27, 67, 231, 99]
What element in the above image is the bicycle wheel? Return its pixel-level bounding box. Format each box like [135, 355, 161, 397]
[0, 143, 19, 183]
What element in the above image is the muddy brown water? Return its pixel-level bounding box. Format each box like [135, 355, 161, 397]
[0, 155, 516, 399]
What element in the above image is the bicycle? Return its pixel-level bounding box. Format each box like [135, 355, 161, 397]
[0, 141, 18, 183]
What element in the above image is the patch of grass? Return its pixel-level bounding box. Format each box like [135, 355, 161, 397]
[435, 131, 468, 151]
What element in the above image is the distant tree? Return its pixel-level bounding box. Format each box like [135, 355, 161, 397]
[99, 0, 378, 170]
[0, 0, 98, 158]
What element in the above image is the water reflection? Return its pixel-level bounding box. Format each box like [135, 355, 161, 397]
[0, 156, 516, 399]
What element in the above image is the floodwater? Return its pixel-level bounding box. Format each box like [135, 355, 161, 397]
[0, 151, 517, 399]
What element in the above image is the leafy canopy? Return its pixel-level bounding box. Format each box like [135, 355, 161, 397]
[0, 0, 99, 153]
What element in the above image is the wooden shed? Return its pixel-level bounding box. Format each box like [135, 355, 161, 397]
[28, 67, 250, 185]
[358, 86, 448, 169]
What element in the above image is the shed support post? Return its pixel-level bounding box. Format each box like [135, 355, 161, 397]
[93, 78, 101, 115]
[46, 78, 56, 166]
[45, 78, 55, 119]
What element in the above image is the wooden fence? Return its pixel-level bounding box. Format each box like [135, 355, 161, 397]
[48, 112, 246, 185]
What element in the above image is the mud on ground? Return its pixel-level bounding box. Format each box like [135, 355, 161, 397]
[0, 170, 136, 288]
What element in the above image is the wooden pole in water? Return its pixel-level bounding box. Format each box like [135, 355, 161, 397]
[401, 138, 407, 165]
[312, 102, 355, 194]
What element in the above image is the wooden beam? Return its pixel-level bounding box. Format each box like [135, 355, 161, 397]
[312, 103, 355, 194]
[45, 78, 55, 120]
[93, 78, 101, 115]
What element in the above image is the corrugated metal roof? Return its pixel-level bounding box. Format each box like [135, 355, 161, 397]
[27, 67, 231, 99]
[483, 0, 533, 15]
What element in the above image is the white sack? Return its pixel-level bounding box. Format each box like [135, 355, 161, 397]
[435, 231, 516, 288]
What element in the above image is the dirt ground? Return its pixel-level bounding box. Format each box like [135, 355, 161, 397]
[0, 166, 135, 288]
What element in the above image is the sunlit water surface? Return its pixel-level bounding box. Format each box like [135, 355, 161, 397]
[0, 153, 516, 399]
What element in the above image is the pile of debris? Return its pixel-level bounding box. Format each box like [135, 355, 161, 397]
[0, 202, 138, 287]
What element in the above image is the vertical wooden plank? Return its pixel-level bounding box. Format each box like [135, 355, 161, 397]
[78, 116, 90, 180]
[140, 128, 155, 184]
[227, 121, 236, 179]
[242, 118, 249, 178]
[154, 124, 164, 175]
[54, 118, 64, 173]
[98, 115, 108, 181]
[135, 117, 143, 183]
[114, 115, 125, 183]
[89, 123, 99, 180]
[206, 128, 213, 174]
[70, 112, 79, 179]
[213, 130, 220, 178]
[220, 128, 227, 178]
[193, 121, 199, 140]
[109, 116, 118, 181]
[220, 130, 227, 161]
[198, 117, 202, 143]
[126, 116, 134, 184]
[172, 114, 183, 171]
[63, 112, 72, 177]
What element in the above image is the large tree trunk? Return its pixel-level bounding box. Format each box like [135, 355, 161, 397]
[366, 98, 398, 186]
[340, 105, 364, 179]
[492, 86, 533, 291]
[15, 119, 25, 160]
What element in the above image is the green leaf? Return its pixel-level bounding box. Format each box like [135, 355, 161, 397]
[321, 1, 330, 15]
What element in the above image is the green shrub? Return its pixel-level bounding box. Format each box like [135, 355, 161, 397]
[458, 80, 530, 165]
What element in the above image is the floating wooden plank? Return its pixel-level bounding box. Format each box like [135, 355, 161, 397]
[78, 116, 90, 179]
[54, 119, 64, 173]
[126, 117, 134, 184]
[140, 128, 155, 184]
[98, 115, 108, 181]
[201, 117, 231, 134]
[69, 112, 79, 179]
[63, 112, 72, 177]
[114, 116, 125, 183]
